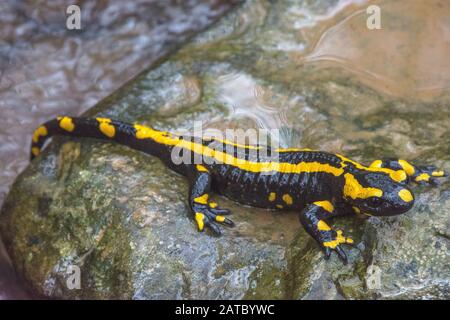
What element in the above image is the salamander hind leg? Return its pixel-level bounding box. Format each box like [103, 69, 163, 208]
[188, 165, 234, 235]
[370, 158, 446, 186]
[299, 201, 354, 264]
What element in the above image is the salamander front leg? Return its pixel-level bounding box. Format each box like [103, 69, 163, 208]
[188, 165, 234, 235]
[370, 158, 446, 185]
[299, 201, 354, 264]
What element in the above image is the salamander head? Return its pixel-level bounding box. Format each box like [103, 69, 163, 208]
[343, 170, 414, 216]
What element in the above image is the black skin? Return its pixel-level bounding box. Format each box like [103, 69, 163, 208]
[31, 117, 447, 264]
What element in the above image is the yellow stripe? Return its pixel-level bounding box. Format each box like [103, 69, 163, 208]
[132, 123, 408, 183]
[344, 173, 383, 199]
[313, 201, 334, 213]
[133, 124, 344, 176]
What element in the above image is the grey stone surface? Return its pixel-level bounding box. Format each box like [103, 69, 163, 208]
[1, 0, 448, 299]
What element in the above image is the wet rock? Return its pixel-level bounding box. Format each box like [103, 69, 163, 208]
[1, 0, 449, 299]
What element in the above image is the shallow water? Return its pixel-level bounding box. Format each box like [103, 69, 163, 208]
[191, 0, 450, 151]
[0, 0, 237, 299]
[301, 0, 450, 100]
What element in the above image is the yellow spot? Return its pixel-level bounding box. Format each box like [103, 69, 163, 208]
[196, 164, 209, 172]
[215, 215, 225, 223]
[391, 170, 407, 183]
[96, 118, 116, 138]
[353, 206, 361, 214]
[415, 173, 430, 182]
[282, 194, 293, 205]
[194, 194, 209, 205]
[313, 200, 334, 213]
[59, 116, 75, 132]
[343, 173, 383, 199]
[32, 126, 48, 143]
[31, 147, 40, 157]
[398, 160, 415, 176]
[268, 192, 276, 202]
[398, 189, 413, 202]
[432, 170, 444, 177]
[369, 160, 382, 168]
[209, 202, 218, 208]
[323, 230, 353, 248]
[337, 154, 406, 182]
[317, 220, 331, 231]
[276, 204, 283, 209]
[195, 212, 204, 231]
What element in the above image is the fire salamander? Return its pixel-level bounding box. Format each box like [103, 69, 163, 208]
[31, 116, 446, 263]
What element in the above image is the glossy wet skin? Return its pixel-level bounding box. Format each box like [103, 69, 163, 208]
[347, 171, 415, 216]
[29, 116, 446, 264]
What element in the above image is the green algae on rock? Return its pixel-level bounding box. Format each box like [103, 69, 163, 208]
[1, 0, 449, 299]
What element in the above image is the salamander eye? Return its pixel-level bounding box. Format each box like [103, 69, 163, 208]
[367, 197, 383, 207]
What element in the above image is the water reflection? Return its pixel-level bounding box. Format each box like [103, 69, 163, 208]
[302, 0, 450, 100]
[212, 70, 301, 148]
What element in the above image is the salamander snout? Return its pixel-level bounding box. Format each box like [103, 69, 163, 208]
[346, 172, 415, 216]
